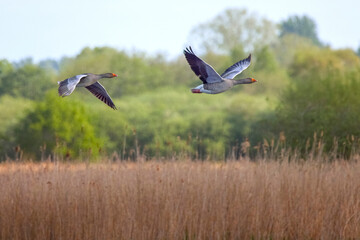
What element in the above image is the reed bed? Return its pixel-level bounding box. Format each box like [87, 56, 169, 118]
[0, 159, 359, 239]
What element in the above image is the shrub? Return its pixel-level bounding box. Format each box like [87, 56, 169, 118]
[13, 91, 103, 160]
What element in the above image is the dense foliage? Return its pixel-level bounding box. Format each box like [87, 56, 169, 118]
[280, 15, 323, 46]
[0, 8, 359, 160]
[275, 49, 360, 152]
[13, 92, 102, 160]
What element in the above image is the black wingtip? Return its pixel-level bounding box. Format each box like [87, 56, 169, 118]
[184, 46, 194, 55]
[110, 101, 117, 110]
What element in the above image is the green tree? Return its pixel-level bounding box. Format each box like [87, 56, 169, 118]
[280, 15, 323, 46]
[0, 59, 13, 76]
[270, 49, 360, 154]
[0, 95, 34, 160]
[39, 59, 60, 72]
[0, 60, 14, 93]
[254, 46, 278, 72]
[0, 63, 54, 99]
[13, 91, 103, 160]
[188, 8, 277, 54]
[271, 34, 316, 67]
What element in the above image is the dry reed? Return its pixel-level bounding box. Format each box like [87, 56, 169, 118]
[0, 159, 359, 239]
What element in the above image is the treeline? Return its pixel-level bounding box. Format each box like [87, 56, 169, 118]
[0, 8, 360, 161]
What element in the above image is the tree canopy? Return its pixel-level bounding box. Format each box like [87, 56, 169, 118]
[188, 8, 277, 54]
[280, 15, 323, 46]
[13, 92, 103, 160]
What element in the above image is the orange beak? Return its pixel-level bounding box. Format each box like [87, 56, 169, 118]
[112, 73, 118, 77]
[252, 78, 257, 82]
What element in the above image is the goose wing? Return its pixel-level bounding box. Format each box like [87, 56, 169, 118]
[86, 82, 117, 110]
[58, 74, 87, 97]
[221, 54, 251, 79]
[183, 46, 222, 84]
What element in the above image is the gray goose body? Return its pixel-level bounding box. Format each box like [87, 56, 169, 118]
[58, 73, 117, 109]
[183, 46, 257, 94]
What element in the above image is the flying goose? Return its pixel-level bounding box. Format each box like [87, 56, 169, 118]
[184, 46, 257, 94]
[58, 73, 117, 109]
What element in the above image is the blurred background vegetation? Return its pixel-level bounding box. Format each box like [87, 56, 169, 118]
[1, 8, 360, 161]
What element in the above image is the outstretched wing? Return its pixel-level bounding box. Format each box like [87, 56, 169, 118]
[58, 74, 87, 97]
[86, 82, 117, 110]
[183, 46, 222, 84]
[221, 54, 251, 79]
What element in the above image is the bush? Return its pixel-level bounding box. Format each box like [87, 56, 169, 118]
[264, 49, 360, 154]
[0, 62, 55, 100]
[13, 91, 103, 160]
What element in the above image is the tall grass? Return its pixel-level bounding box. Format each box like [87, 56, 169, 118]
[0, 158, 359, 239]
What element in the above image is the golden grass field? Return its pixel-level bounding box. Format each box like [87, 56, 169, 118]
[0, 159, 360, 239]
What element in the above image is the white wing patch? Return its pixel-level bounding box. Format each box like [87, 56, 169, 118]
[221, 54, 251, 79]
[58, 74, 87, 97]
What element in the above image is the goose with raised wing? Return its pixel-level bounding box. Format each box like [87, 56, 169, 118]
[184, 46, 257, 94]
[58, 73, 117, 109]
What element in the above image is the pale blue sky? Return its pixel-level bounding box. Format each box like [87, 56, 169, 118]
[1, 0, 359, 62]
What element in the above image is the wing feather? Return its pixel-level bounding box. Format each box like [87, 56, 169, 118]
[221, 54, 251, 79]
[85, 82, 117, 110]
[183, 46, 222, 84]
[58, 74, 87, 97]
